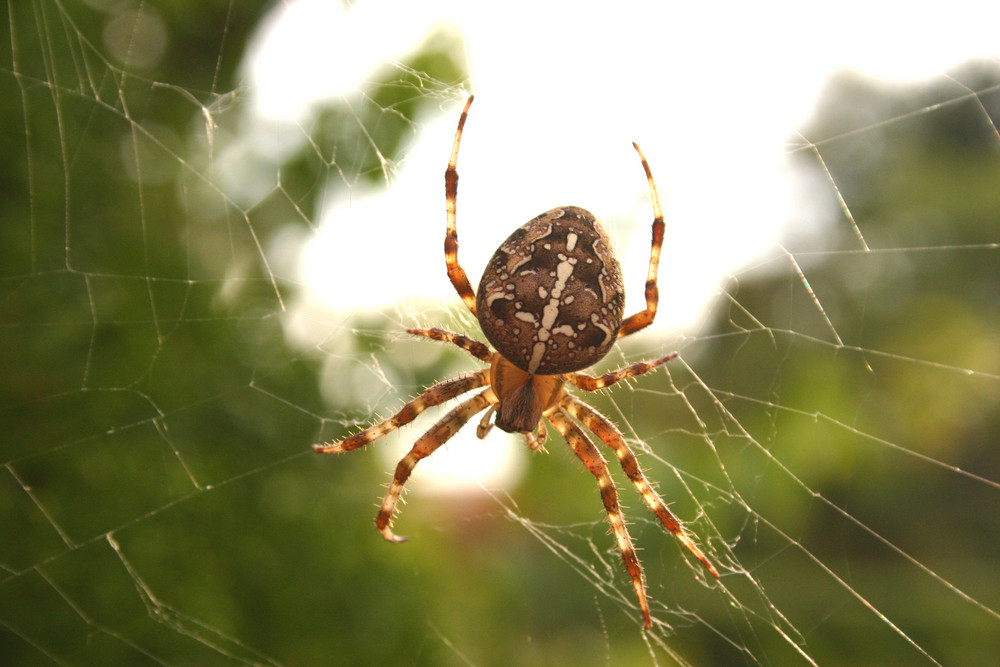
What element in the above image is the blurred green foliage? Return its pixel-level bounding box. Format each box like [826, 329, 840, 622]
[2, 2, 999, 665]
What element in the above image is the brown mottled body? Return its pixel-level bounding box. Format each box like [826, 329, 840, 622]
[315, 95, 717, 629]
[476, 206, 625, 375]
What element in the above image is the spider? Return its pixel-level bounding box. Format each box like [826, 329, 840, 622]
[315, 95, 718, 628]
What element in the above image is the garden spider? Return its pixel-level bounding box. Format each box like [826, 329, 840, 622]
[315, 95, 718, 628]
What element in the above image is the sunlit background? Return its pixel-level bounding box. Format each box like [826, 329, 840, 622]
[3, 0, 1000, 664]
[246, 0, 1000, 492]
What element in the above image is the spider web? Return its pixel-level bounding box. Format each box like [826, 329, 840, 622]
[3, 1, 1000, 665]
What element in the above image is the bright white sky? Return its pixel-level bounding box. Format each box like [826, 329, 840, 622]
[242, 0, 1000, 492]
[248, 0, 1000, 328]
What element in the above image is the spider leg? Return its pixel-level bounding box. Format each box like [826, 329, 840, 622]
[376, 389, 495, 542]
[524, 419, 548, 451]
[476, 405, 497, 438]
[546, 407, 653, 629]
[561, 394, 719, 580]
[567, 352, 677, 392]
[407, 327, 493, 363]
[313, 369, 490, 453]
[444, 95, 478, 316]
[618, 142, 665, 339]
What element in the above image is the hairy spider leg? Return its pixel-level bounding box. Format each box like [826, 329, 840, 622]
[561, 394, 719, 579]
[567, 352, 678, 391]
[376, 390, 496, 542]
[525, 419, 548, 451]
[546, 408, 653, 629]
[313, 369, 490, 453]
[618, 142, 666, 339]
[406, 327, 493, 362]
[444, 95, 479, 316]
[565, 353, 718, 577]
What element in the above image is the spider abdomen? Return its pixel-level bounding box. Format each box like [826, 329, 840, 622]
[475, 206, 625, 375]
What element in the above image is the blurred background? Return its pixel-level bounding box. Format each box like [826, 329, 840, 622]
[2, 1, 999, 664]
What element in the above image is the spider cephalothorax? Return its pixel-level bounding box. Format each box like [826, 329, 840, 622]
[315, 95, 718, 629]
